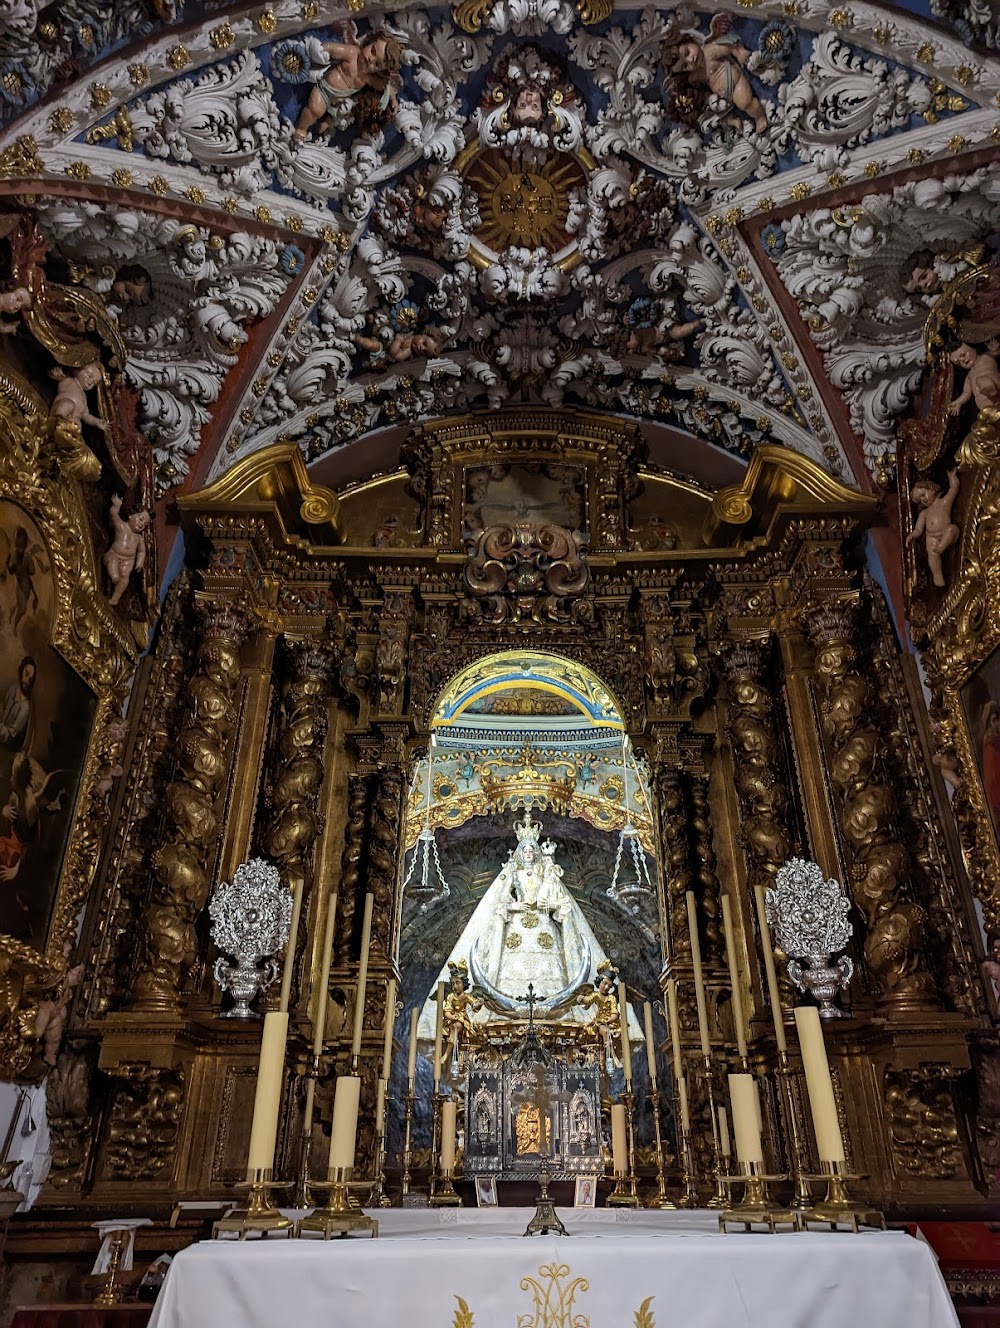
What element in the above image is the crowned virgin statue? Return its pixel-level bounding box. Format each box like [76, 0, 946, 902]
[417, 811, 641, 1047]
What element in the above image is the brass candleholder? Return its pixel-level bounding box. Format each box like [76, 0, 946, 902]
[718, 1161, 795, 1234]
[429, 1166, 462, 1206]
[401, 1078, 417, 1199]
[622, 1084, 640, 1206]
[428, 1089, 443, 1203]
[212, 1169, 293, 1239]
[798, 1161, 886, 1232]
[607, 1170, 638, 1207]
[297, 1166, 379, 1239]
[675, 1122, 700, 1209]
[701, 1056, 728, 1210]
[92, 1230, 128, 1306]
[371, 1130, 392, 1208]
[645, 1084, 675, 1208]
[776, 1050, 813, 1210]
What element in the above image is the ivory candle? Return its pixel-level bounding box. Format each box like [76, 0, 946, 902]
[720, 894, 748, 1060]
[677, 1075, 691, 1135]
[432, 980, 446, 1089]
[376, 1077, 387, 1135]
[440, 1100, 457, 1171]
[328, 1075, 361, 1172]
[406, 1006, 419, 1082]
[311, 891, 339, 1057]
[685, 891, 712, 1057]
[350, 893, 374, 1058]
[611, 1103, 628, 1174]
[728, 1073, 764, 1165]
[277, 876, 304, 1013]
[666, 979, 684, 1083]
[794, 1006, 846, 1163]
[382, 978, 397, 1079]
[754, 884, 787, 1054]
[718, 1105, 731, 1159]
[246, 1011, 289, 1175]
[619, 983, 632, 1082]
[643, 1001, 657, 1087]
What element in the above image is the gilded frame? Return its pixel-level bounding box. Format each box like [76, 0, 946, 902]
[0, 364, 139, 1076]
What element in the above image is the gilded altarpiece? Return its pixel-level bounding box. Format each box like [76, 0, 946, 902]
[27, 407, 997, 1217]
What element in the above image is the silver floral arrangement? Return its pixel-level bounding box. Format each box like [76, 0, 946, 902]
[765, 857, 853, 1019]
[209, 859, 293, 1019]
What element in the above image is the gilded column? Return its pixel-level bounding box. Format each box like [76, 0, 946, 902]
[721, 640, 795, 898]
[131, 599, 249, 1009]
[689, 770, 723, 966]
[367, 761, 405, 959]
[335, 772, 370, 964]
[806, 599, 934, 1007]
[264, 640, 337, 1006]
[653, 763, 692, 965]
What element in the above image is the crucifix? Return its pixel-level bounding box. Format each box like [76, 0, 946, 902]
[518, 982, 546, 1032]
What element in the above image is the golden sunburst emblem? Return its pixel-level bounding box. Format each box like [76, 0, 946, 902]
[465, 149, 588, 254]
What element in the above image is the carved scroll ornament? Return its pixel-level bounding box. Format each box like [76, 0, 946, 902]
[463, 522, 590, 625]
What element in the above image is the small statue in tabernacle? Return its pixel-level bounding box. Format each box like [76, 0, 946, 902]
[442, 959, 483, 1061]
[906, 469, 960, 589]
[577, 960, 622, 1069]
[103, 494, 150, 606]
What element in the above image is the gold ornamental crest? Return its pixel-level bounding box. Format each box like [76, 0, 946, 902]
[453, 1263, 655, 1328]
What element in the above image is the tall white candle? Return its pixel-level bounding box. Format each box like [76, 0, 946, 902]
[720, 894, 748, 1060]
[432, 980, 446, 1089]
[728, 1073, 764, 1165]
[382, 978, 397, 1079]
[611, 1103, 628, 1174]
[406, 1006, 419, 1082]
[328, 1075, 361, 1172]
[677, 1075, 691, 1135]
[643, 1001, 657, 1087]
[718, 1105, 731, 1159]
[754, 885, 788, 1054]
[794, 1006, 846, 1163]
[440, 1100, 457, 1171]
[311, 891, 339, 1057]
[666, 979, 684, 1083]
[350, 893, 374, 1058]
[685, 891, 712, 1057]
[619, 983, 632, 1082]
[277, 877, 304, 1014]
[246, 1011, 288, 1175]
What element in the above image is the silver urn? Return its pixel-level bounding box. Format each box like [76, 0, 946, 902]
[209, 859, 293, 1019]
[765, 857, 854, 1019]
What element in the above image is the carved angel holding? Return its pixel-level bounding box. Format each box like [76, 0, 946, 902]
[103, 495, 149, 607]
[293, 25, 403, 140]
[949, 341, 1000, 416]
[906, 470, 960, 589]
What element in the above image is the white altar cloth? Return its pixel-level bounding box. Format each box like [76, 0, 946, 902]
[148, 1211, 958, 1328]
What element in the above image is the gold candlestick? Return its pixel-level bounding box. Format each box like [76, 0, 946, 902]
[798, 1160, 886, 1232]
[776, 1050, 812, 1210]
[92, 1230, 128, 1306]
[401, 1078, 416, 1199]
[297, 1166, 379, 1239]
[428, 1090, 443, 1204]
[719, 1160, 795, 1233]
[608, 1085, 640, 1207]
[430, 1167, 462, 1206]
[645, 1085, 675, 1209]
[700, 1056, 728, 1210]
[212, 1168, 293, 1238]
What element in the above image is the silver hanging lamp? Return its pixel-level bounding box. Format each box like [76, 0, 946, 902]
[607, 735, 654, 913]
[401, 735, 451, 909]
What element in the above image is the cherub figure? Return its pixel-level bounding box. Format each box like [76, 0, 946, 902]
[663, 15, 768, 134]
[577, 960, 623, 1070]
[0, 286, 31, 334]
[949, 341, 1000, 416]
[49, 361, 108, 432]
[103, 495, 150, 607]
[906, 470, 960, 589]
[293, 28, 403, 140]
[623, 297, 701, 356]
[3, 525, 49, 628]
[34, 961, 84, 1068]
[442, 960, 483, 1061]
[511, 85, 545, 127]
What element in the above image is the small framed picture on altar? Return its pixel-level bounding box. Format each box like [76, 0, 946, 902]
[475, 1175, 498, 1208]
[574, 1176, 597, 1209]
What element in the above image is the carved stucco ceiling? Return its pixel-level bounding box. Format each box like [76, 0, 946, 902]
[1, 0, 998, 495]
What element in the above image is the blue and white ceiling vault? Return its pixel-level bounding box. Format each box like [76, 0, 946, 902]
[1, 0, 998, 492]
